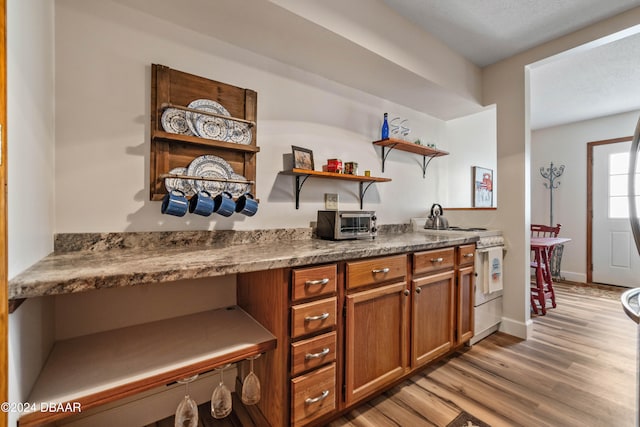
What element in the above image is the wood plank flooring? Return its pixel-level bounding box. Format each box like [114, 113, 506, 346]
[153, 282, 637, 426]
[329, 282, 637, 427]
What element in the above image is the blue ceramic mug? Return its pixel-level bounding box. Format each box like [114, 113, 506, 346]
[189, 190, 214, 216]
[235, 192, 258, 217]
[161, 190, 188, 217]
[213, 191, 235, 217]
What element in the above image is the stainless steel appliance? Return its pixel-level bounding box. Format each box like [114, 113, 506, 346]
[622, 114, 640, 427]
[424, 203, 449, 230]
[316, 210, 377, 240]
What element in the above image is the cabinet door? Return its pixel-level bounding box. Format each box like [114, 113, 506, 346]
[344, 282, 409, 406]
[456, 265, 475, 345]
[412, 270, 455, 368]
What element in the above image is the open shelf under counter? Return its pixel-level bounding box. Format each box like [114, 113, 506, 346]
[19, 306, 276, 427]
[280, 169, 392, 209]
[372, 138, 449, 177]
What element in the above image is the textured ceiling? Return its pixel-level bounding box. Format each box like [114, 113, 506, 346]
[381, 0, 640, 67]
[382, 0, 640, 129]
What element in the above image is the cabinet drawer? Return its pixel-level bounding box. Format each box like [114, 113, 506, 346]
[346, 255, 406, 290]
[291, 331, 337, 376]
[291, 363, 336, 427]
[413, 248, 455, 275]
[292, 264, 337, 302]
[291, 297, 337, 339]
[457, 244, 476, 267]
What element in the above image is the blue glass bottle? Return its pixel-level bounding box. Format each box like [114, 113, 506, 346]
[381, 113, 389, 140]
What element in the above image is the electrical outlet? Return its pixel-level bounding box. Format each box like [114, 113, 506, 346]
[324, 193, 339, 210]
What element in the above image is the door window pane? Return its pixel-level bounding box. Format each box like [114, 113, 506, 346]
[608, 152, 640, 219]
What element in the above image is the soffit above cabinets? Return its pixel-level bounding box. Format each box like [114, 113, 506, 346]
[110, 0, 485, 121]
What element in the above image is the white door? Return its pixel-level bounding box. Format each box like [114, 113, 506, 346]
[593, 142, 640, 287]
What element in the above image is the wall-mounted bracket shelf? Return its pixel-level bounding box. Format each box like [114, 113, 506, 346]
[373, 138, 449, 178]
[281, 169, 391, 209]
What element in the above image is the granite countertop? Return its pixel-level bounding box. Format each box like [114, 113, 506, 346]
[8, 229, 479, 300]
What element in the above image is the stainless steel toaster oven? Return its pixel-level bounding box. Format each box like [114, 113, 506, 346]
[316, 210, 377, 240]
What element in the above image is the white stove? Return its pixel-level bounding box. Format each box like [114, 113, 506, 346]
[411, 219, 504, 344]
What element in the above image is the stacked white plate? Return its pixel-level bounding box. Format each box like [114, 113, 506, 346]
[161, 99, 252, 145]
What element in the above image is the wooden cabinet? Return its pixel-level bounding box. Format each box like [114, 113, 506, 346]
[289, 264, 339, 426]
[411, 270, 455, 368]
[238, 245, 474, 427]
[344, 255, 409, 406]
[344, 281, 409, 406]
[456, 245, 475, 345]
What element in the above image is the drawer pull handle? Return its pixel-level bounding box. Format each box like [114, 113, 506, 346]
[305, 278, 330, 286]
[464, 253, 474, 258]
[430, 257, 444, 263]
[372, 267, 390, 274]
[415, 287, 422, 294]
[305, 312, 330, 322]
[305, 390, 330, 405]
[305, 347, 330, 360]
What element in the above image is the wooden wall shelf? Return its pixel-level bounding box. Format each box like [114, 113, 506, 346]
[281, 168, 391, 209]
[373, 138, 449, 178]
[19, 306, 276, 427]
[150, 65, 259, 201]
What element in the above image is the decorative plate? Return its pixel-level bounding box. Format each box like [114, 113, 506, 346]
[185, 99, 231, 140]
[164, 167, 195, 196]
[228, 173, 249, 198]
[161, 108, 194, 136]
[186, 155, 234, 195]
[194, 114, 229, 141]
[228, 122, 252, 145]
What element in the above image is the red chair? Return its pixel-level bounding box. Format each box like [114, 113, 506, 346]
[530, 224, 561, 315]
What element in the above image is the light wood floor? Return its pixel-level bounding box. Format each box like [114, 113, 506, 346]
[154, 282, 638, 426]
[329, 282, 637, 427]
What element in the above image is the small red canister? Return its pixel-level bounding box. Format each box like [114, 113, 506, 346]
[327, 158, 343, 173]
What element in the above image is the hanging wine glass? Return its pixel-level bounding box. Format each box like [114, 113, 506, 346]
[211, 364, 232, 419]
[175, 374, 199, 427]
[241, 354, 261, 405]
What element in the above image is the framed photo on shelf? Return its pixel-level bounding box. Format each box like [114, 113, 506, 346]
[292, 146, 315, 170]
[473, 166, 493, 207]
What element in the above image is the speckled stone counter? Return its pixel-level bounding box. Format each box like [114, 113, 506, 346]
[9, 227, 478, 300]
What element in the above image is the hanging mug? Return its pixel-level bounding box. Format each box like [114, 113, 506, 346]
[235, 192, 258, 217]
[189, 190, 214, 217]
[161, 190, 188, 217]
[213, 191, 235, 217]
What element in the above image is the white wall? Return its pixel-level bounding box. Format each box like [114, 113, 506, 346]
[54, 0, 463, 233]
[483, 7, 640, 340]
[531, 110, 640, 283]
[7, 0, 56, 425]
[445, 106, 497, 208]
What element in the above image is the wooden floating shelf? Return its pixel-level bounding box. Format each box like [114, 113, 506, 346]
[372, 138, 449, 178]
[283, 168, 392, 182]
[280, 169, 392, 209]
[19, 306, 276, 427]
[152, 130, 260, 153]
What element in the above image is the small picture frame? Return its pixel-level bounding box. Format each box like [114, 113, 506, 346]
[292, 146, 314, 170]
[473, 166, 493, 207]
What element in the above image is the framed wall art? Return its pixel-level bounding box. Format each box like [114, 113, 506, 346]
[473, 166, 493, 207]
[292, 146, 314, 170]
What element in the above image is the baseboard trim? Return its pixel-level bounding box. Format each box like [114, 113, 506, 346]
[498, 316, 532, 339]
